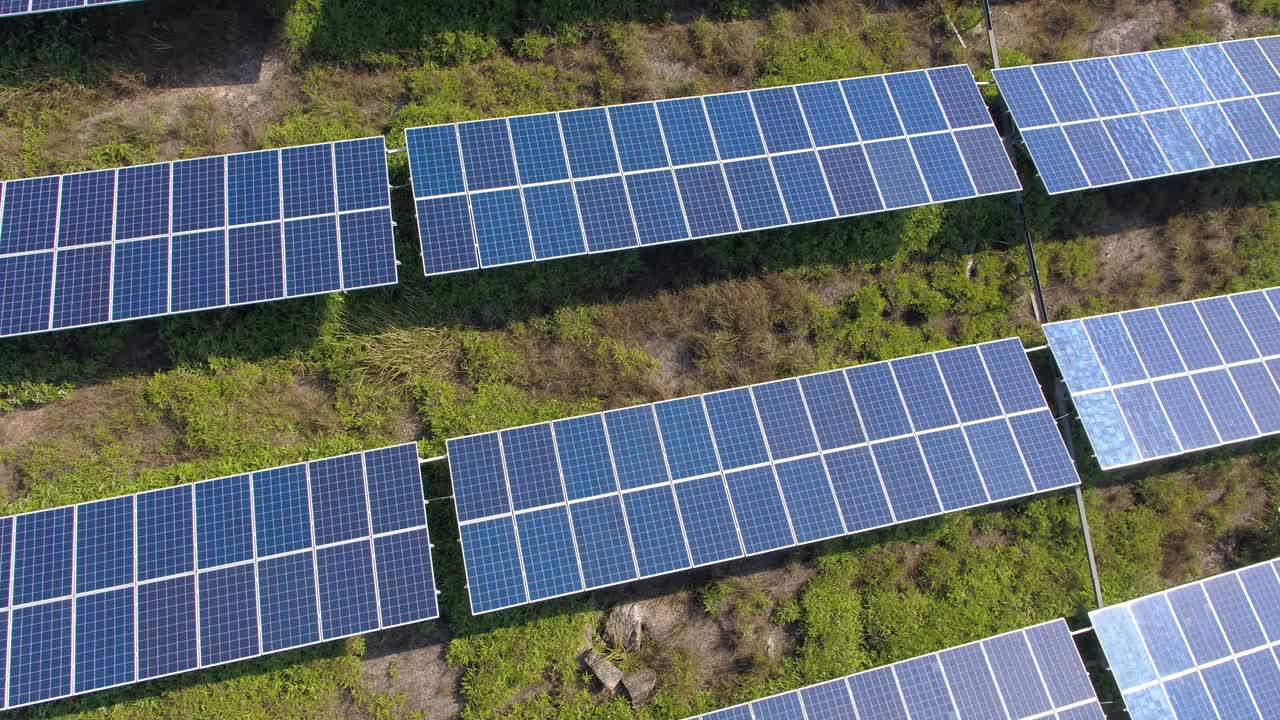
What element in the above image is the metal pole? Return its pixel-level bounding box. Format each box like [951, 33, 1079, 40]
[983, 0, 1105, 610]
[983, 0, 1000, 70]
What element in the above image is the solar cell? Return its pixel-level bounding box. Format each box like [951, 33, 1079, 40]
[1092, 556, 1280, 720]
[681, 619, 1102, 720]
[996, 34, 1280, 193]
[447, 338, 1078, 614]
[1045, 285, 1280, 469]
[0, 0, 140, 17]
[408, 65, 1018, 276]
[0, 137, 397, 338]
[0, 442, 436, 711]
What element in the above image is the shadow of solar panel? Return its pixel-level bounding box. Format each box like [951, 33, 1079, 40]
[0, 442, 436, 711]
[0, 137, 397, 339]
[995, 34, 1280, 194]
[446, 338, 1078, 614]
[684, 619, 1103, 720]
[1092, 556, 1280, 720]
[0, 0, 139, 15]
[1045, 285, 1280, 469]
[407, 65, 1019, 277]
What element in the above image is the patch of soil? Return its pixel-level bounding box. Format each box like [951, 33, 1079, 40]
[81, 40, 295, 158]
[0, 379, 150, 451]
[0, 378, 177, 501]
[360, 626, 462, 720]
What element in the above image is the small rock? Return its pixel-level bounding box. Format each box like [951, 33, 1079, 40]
[604, 602, 644, 651]
[580, 649, 623, 693]
[622, 667, 658, 706]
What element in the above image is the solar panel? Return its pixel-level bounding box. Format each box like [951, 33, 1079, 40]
[445, 338, 1079, 614]
[0, 442, 437, 711]
[1091, 556, 1280, 720]
[407, 65, 1021, 276]
[1043, 286, 1280, 470]
[0, 0, 140, 17]
[994, 35, 1280, 194]
[686, 619, 1103, 720]
[0, 137, 398, 339]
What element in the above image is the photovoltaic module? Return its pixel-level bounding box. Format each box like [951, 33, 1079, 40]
[0, 443, 436, 710]
[446, 338, 1078, 614]
[0, 137, 397, 339]
[995, 35, 1280, 194]
[407, 65, 1020, 276]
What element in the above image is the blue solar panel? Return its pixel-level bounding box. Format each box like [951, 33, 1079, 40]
[309, 452, 370, 545]
[195, 474, 254, 569]
[75, 588, 133, 692]
[137, 575, 198, 679]
[0, 442, 436, 711]
[682, 619, 1102, 720]
[772, 151, 837, 223]
[1093, 557, 1280, 720]
[0, 0, 140, 15]
[997, 35, 1280, 193]
[316, 540, 380, 638]
[198, 564, 259, 666]
[1046, 286, 1280, 469]
[0, 137, 396, 338]
[409, 66, 1018, 275]
[515, 507, 581, 601]
[610, 103, 669, 172]
[447, 338, 1078, 613]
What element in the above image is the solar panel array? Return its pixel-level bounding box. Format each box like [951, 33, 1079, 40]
[0, 0, 138, 16]
[685, 619, 1104, 720]
[1091, 556, 1280, 720]
[0, 137, 398, 339]
[1044, 286, 1280, 470]
[0, 442, 437, 711]
[406, 65, 1020, 276]
[994, 36, 1280, 194]
[446, 338, 1079, 615]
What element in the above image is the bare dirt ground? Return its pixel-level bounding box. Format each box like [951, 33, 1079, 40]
[362, 627, 463, 720]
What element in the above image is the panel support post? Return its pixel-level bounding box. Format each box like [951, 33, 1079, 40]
[984, 0, 1105, 610]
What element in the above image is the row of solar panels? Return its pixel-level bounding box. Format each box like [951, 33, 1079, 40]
[0, 443, 436, 710]
[1044, 286, 1280, 469]
[684, 619, 1103, 720]
[446, 338, 1080, 614]
[11, 39, 1280, 340]
[995, 36, 1280, 193]
[408, 66, 1020, 275]
[0, 138, 397, 338]
[0, 303, 1272, 713]
[1093, 556, 1280, 720]
[0, 0, 137, 16]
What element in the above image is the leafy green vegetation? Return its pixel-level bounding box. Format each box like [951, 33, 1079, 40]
[3, 1, 1280, 719]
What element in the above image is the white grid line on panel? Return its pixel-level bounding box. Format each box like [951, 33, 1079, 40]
[931, 353, 995, 504]
[883, 362, 948, 511]
[790, 378, 852, 536]
[494, 432, 533, 605]
[644, 405, 697, 570]
[545, 424, 589, 591]
[742, 91, 795, 226]
[742, 387, 801, 545]
[697, 96, 745, 232]
[878, 74, 937, 204]
[44, 177, 64, 331]
[554, 113, 593, 258]
[356, 453, 386, 626]
[329, 142, 347, 291]
[694, 394, 749, 562]
[595, 410, 644, 584]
